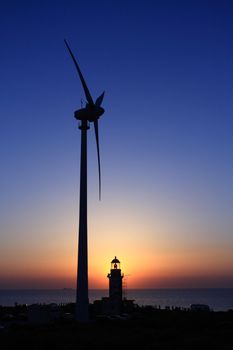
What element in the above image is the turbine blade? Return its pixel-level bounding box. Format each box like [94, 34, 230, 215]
[94, 120, 101, 200]
[64, 39, 94, 105]
[95, 91, 105, 106]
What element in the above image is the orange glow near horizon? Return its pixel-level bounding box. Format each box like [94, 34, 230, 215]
[1, 193, 233, 289]
[1, 229, 233, 289]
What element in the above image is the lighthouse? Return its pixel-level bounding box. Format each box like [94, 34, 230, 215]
[93, 256, 135, 316]
[107, 256, 124, 314]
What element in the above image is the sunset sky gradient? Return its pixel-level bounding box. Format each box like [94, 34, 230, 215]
[1, 0, 233, 289]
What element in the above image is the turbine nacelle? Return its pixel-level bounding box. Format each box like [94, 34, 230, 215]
[74, 105, 105, 122]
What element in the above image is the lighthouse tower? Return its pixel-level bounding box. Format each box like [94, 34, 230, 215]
[107, 256, 123, 314]
[93, 257, 135, 316]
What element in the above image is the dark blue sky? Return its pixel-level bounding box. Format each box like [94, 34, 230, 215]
[1, 0, 233, 288]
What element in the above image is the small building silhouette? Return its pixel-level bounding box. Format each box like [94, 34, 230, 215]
[28, 303, 62, 324]
[93, 256, 135, 316]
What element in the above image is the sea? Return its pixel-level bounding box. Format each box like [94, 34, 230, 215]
[0, 289, 233, 311]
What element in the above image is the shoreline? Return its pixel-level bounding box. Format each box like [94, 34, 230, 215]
[0, 288, 232, 311]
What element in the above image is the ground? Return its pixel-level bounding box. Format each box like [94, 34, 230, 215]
[0, 305, 233, 349]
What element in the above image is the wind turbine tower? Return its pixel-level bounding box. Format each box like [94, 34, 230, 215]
[65, 40, 105, 322]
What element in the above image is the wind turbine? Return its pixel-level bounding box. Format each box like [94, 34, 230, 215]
[64, 39, 105, 322]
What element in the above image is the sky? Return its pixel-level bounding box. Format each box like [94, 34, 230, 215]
[0, 0, 233, 289]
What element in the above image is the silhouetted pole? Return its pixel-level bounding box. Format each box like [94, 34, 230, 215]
[76, 119, 89, 322]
